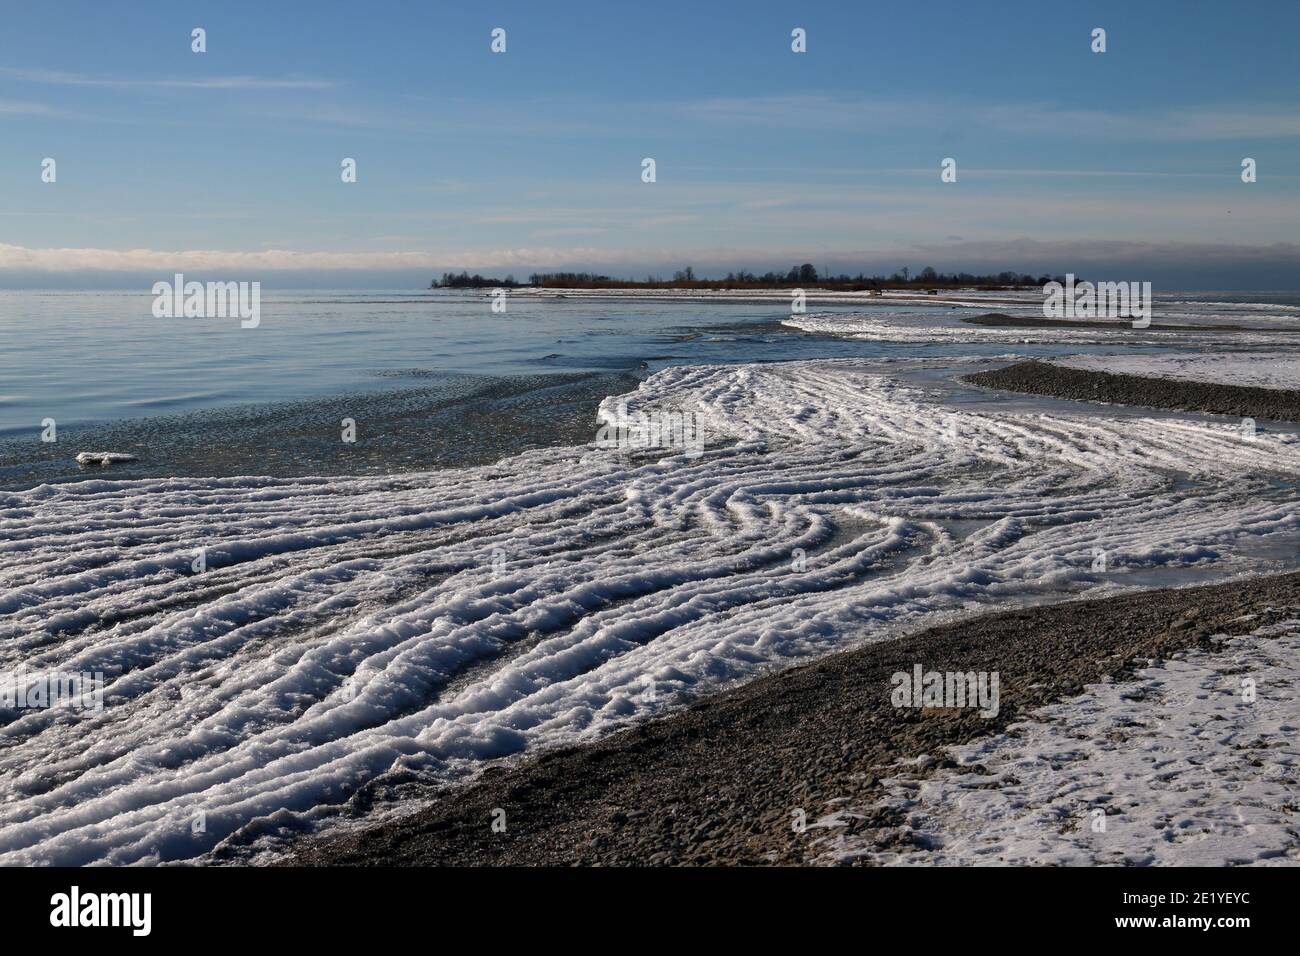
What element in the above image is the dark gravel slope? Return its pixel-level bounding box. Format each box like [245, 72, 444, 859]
[285, 571, 1300, 866]
[964, 359, 1300, 421]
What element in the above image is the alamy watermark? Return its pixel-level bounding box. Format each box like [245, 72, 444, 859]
[1043, 273, 1151, 328]
[152, 273, 260, 328]
[2, 666, 104, 714]
[891, 664, 999, 717]
[50, 886, 150, 936]
[596, 402, 704, 458]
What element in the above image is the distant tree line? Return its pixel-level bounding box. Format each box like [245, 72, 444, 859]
[433, 265, 1060, 291]
[431, 271, 522, 289]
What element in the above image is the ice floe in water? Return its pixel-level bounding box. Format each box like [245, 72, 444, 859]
[2, 360, 1300, 864]
[75, 452, 139, 467]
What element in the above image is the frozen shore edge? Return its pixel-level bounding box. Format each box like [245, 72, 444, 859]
[965, 359, 1300, 422]
[283, 568, 1300, 866]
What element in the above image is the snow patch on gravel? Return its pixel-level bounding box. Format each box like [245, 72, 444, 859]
[817, 619, 1300, 866]
[1055, 353, 1300, 391]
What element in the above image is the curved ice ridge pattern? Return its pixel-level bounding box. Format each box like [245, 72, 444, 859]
[1, 360, 1299, 865]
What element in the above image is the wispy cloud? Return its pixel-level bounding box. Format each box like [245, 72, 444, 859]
[979, 103, 1300, 142]
[685, 94, 916, 129]
[0, 99, 59, 115]
[529, 227, 610, 238]
[0, 67, 334, 91]
[685, 94, 1300, 141]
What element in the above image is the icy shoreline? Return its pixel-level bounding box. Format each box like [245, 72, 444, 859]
[291, 568, 1300, 866]
[3, 358, 1300, 865]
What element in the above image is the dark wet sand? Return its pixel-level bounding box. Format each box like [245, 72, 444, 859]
[283, 570, 1300, 866]
[964, 359, 1300, 422]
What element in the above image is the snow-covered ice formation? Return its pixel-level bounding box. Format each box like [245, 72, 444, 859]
[784, 312, 1300, 347]
[2, 360, 1299, 864]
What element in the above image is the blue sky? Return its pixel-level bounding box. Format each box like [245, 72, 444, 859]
[2, 0, 1299, 287]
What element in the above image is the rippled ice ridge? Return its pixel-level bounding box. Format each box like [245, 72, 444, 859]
[2, 360, 1299, 864]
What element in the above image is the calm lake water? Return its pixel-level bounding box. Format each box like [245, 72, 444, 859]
[2, 288, 1298, 435]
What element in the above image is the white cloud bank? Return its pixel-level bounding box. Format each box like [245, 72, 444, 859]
[2, 240, 1299, 276]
